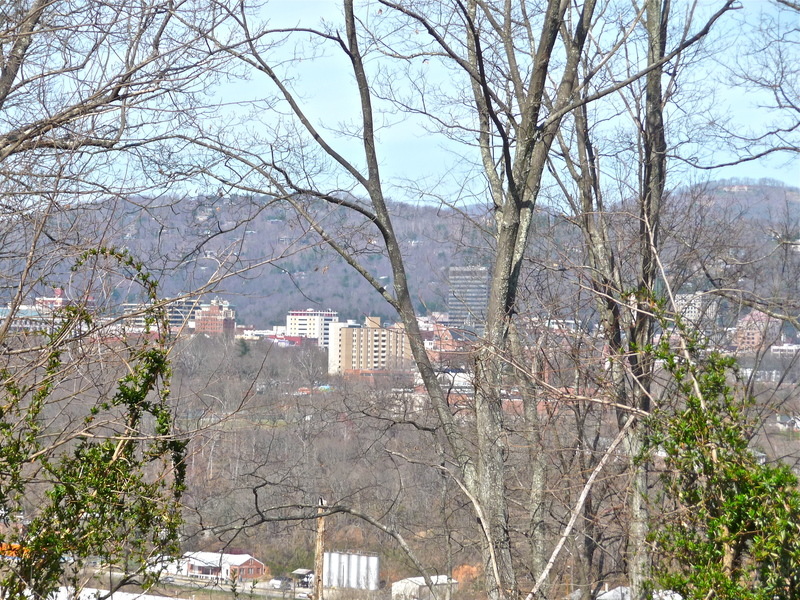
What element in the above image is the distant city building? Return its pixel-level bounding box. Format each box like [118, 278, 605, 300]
[0, 289, 96, 335]
[734, 310, 781, 351]
[771, 343, 800, 357]
[35, 287, 96, 315]
[164, 298, 201, 331]
[0, 304, 48, 333]
[448, 265, 490, 334]
[122, 297, 200, 334]
[194, 298, 236, 336]
[34, 287, 68, 312]
[674, 292, 718, 330]
[286, 308, 339, 347]
[425, 322, 477, 370]
[328, 317, 413, 375]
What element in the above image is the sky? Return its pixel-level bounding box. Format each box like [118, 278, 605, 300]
[215, 0, 800, 201]
[215, 0, 467, 201]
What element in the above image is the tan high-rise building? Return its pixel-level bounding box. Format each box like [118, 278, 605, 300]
[328, 317, 413, 375]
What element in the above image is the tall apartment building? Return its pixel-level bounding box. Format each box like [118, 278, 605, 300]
[194, 298, 236, 336]
[328, 317, 413, 375]
[674, 292, 718, 330]
[734, 310, 780, 351]
[447, 265, 490, 334]
[286, 308, 339, 347]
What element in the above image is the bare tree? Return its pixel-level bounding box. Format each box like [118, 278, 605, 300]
[10, 1, 789, 598]
[160, 1, 752, 599]
[0, 1, 233, 597]
[687, 0, 799, 169]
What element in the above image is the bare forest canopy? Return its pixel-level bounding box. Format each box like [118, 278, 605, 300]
[2, 180, 798, 327]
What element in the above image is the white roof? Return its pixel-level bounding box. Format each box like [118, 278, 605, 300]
[597, 588, 629, 600]
[596, 588, 682, 600]
[48, 588, 191, 600]
[183, 551, 260, 567]
[395, 575, 455, 586]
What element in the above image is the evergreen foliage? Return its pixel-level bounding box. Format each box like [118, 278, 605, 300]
[651, 331, 800, 599]
[0, 249, 186, 598]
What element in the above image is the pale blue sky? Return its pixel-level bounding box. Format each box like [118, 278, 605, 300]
[222, 0, 799, 197]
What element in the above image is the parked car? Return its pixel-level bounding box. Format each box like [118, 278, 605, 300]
[269, 576, 292, 590]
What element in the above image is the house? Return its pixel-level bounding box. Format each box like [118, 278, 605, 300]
[391, 575, 457, 600]
[776, 414, 800, 431]
[155, 551, 265, 581]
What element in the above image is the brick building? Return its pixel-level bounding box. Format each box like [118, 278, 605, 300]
[733, 310, 780, 351]
[194, 298, 236, 336]
[158, 550, 265, 581]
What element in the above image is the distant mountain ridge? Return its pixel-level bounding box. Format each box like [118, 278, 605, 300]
[5, 180, 797, 330]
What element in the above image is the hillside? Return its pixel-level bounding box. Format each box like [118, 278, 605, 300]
[4, 179, 798, 328]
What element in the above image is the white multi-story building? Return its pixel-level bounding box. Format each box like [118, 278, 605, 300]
[286, 308, 339, 347]
[674, 292, 718, 330]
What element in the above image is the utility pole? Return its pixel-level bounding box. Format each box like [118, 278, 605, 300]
[314, 498, 326, 600]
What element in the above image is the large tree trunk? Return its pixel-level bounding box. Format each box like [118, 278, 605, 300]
[461, 1, 598, 595]
[627, 2, 668, 597]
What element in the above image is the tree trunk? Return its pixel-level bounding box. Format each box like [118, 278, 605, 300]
[626, 1, 668, 596]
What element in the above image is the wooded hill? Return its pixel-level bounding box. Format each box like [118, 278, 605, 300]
[7, 179, 797, 329]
